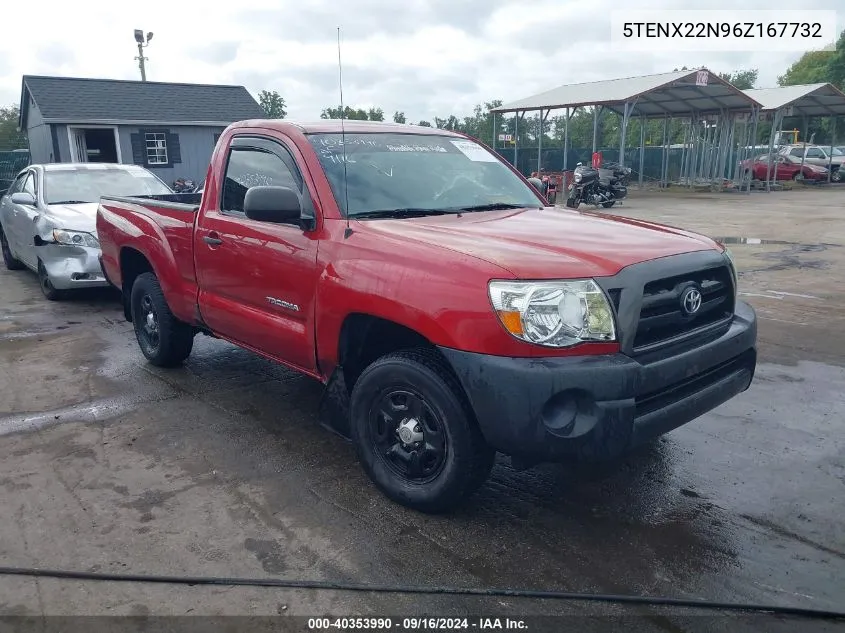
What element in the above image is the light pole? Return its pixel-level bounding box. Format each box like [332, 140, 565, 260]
[134, 29, 154, 81]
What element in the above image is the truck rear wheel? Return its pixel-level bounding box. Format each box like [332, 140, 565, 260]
[130, 272, 194, 367]
[350, 349, 495, 513]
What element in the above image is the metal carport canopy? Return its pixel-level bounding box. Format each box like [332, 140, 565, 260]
[490, 68, 762, 117]
[742, 83, 845, 116]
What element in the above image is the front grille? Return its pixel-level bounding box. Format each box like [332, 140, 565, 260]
[633, 266, 734, 352]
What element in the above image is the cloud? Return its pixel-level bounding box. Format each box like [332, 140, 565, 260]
[190, 42, 240, 66]
[0, 0, 840, 126]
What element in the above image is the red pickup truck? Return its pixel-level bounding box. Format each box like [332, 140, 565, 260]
[97, 120, 757, 512]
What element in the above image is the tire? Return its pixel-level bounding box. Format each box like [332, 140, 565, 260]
[792, 172, 803, 181]
[601, 200, 616, 208]
[130, 272, 194, 367]
[565, 195, 579, 209]
[832, 169, 842, 183]
[0, 225, 24, 271]
[38, 260, 66, 301]
[350, 349, 495, 513]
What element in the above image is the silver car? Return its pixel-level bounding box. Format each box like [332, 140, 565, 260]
[0, 163, 172, 300]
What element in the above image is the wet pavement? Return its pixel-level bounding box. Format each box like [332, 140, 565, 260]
[0, 188, 843, 631]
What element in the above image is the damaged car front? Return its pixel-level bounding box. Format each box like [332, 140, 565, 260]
[3, 163, 173, 300]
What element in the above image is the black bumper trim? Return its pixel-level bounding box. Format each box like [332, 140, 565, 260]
[439, 300, 757, 462]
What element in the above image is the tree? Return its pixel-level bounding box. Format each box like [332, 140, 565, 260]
[0, 106, 27, 152]
[778, 50, 833, 86]
[417, 120, 432, 127]
[719, 69, 758, 89]
[367, 107, 385, 122]
[320, 106, 370, 120]
[393, 111, 406, 123]
[257, 90, 287, 119]
[824, 30, 845, 89]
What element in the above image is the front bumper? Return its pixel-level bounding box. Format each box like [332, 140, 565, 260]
[38, 244, 109, 290]
[440, 301, 757, 462]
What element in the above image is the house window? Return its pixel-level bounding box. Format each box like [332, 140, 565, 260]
[145, 132, 168, 165]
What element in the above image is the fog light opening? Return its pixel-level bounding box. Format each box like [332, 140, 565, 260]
[540, 389, 600, 439]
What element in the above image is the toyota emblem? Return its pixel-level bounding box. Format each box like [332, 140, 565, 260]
[681, 287, 702, 315]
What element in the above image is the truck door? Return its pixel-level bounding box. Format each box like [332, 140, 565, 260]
[194, 135, 320, 373]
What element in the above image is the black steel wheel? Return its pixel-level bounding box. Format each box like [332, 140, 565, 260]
[350, 349, 495, 513]
[0, 225, 24, 271]
[369, 388, 448, 484]
[38, 261, 65, 301]
[130, 272, 194, 367]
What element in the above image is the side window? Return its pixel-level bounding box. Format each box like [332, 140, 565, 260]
[806, 148, 824, 158]
[7, 174, 26, 195]
[790, 148, 803, 157]
[22, 173, 35, 196]
[221, 147, 299, 215]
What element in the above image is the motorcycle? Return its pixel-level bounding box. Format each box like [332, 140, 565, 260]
[172, 178, 197, 193]
[565, 162, 629, 209]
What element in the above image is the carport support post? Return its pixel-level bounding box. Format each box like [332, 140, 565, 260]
[660, 116, 668, 187]
[748, 108, 759, 193]
[618, 102, 631, 167]
[563, 107, 570, 170]
[592, 106, 600, 154]
[638, 116, 645, 188]
[828, 118, 836, 183]
[765, 109, 780, 192]
[514, 112, 520, 173]
[492, 111, 496, 148]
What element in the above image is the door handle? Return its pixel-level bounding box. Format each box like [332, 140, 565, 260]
[203, 233, 223, 246]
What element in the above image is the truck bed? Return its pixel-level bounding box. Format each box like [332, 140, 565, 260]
[97, 194, 201, 324]
[101, 192, 203, 211]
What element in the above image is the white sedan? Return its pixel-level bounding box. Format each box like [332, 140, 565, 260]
[0, 163, 172, 300]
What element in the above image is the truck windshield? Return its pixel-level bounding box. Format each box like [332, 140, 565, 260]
[43, 166, 172, 205]
[307, 133, 542, 217]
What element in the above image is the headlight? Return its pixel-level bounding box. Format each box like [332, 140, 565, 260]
[489, 279, 616, 347]
[53, 229, 99, 248]
[574, 173, 582, 183]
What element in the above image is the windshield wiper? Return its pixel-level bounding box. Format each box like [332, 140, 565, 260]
[49, 200, 91, 205]
[450, 203, 533, 212]
[352, 208, 453, 219]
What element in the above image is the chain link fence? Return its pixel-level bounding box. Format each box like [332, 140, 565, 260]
[0, 149, 31, 192]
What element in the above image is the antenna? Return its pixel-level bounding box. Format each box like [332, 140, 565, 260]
[338, 27, 352, 239]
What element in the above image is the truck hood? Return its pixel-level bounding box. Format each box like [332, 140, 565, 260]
[358, 208, 719, 279]
[44, 203, 99, 233]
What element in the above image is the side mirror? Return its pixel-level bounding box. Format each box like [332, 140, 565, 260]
[243, 186, 301, 223]
[11, 192, 35, 206]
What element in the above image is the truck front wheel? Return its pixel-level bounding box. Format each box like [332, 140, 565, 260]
[350, 349, 495, 513]
[130, 272, 194, 367]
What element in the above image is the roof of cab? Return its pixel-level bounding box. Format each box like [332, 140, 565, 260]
[228, 119, 465, 136]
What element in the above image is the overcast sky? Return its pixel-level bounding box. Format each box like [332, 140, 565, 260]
[1, 0, 841, 123]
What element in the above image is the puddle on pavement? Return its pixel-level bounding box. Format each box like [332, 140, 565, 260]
[713, 237, 795, 246]
[713, 236, 842, 248]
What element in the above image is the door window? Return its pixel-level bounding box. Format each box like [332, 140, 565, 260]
[221, 147, 299, 216]
[806, 148, 824, 158]
[22, 173, 36, 197]
[7, 173, 27, 195]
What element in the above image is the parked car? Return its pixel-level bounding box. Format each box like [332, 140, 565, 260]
[97, 120, 757, 513]
[740, 153, 830, 181]
[0, 163, 173, 300]
[777, 144, 845, 181]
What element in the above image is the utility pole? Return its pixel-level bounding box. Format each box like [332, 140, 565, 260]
[134, 29, 154, 81]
